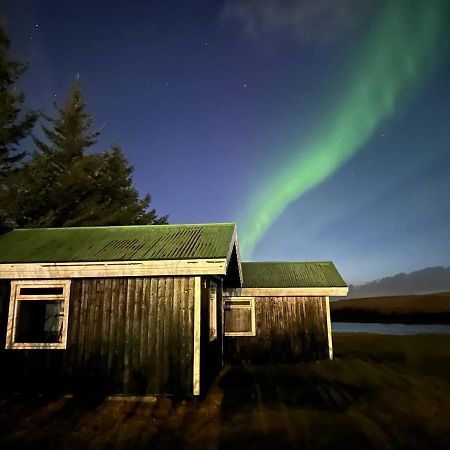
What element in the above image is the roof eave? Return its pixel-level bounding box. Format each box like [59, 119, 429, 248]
[0, 258, 229, 279]
[224, 286, 349, 297]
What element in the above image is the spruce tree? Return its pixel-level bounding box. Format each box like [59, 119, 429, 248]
[9, 81, 168, 227]
[0, 23, 36, 178]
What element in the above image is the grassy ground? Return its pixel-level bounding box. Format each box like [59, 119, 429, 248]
[1, 333, 450, 449]
[331, 292, 450, 322]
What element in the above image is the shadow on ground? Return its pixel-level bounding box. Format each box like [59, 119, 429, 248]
[219, 363, 374, 417]
[1, 333, 450, 449]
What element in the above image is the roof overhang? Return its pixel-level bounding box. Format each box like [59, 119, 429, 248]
[224, 225, 243, 287]
[224, 287, 349, 297]
[0, 258, 229, 279]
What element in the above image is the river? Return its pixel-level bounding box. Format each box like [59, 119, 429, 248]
[332, 322, 450, 335]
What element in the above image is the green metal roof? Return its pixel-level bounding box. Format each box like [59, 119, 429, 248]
[242, 261, 347, 288]
[0, 224, 236, 263]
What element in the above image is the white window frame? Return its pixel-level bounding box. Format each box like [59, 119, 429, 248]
[6, 279, 71, 350]
[224, 296, 256, 337]
[209, 281, 218, 342]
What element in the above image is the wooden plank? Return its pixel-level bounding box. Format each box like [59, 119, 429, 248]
[107, 278, 120, 379]
[193, 276, 201, 395]
[155, 277, 166, 389]
[0, 259, 228, 279]
[92, 279, 104, 362]
[67, 279, 82, 375]
[116, 278, 127, 392]
[77, 279, 89, 365]
[187, 277, 195, 392]
[179, 277, 190, 393]
[325, 296, 333, 359]
[131, 278, 142, 392]
[225, 287, 348, 297]
[5, 282, 18, 349]
[100, 279, 112, 375]
[139, 278, 149, 378]
[87, 279, 99, 362]
[123, 278, 135, 392]
[162, 277, 174, 389]
[170, 277, 180, 390]
[147, 277, 159, 390]
[0, 281, 10, 332]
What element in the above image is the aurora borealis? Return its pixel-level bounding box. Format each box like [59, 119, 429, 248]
[240, 0, 450, 257]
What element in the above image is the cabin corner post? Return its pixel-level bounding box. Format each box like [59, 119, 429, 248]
[193, 276, 201, 395]
[325, 296, 333, 360]
[5, 281, 18, 349]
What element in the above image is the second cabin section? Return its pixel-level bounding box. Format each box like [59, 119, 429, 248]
[223, 261, 348, 363]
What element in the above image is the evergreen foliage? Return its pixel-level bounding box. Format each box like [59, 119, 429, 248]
[7, 81, 168, 227]
[0, 23, 36, 178]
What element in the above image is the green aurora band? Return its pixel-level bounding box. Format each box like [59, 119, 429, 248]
[241, 0, 449, 257]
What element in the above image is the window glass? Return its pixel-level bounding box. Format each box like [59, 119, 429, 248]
[224, 297, 256, 336]
[224, 307, 252, 333]
[15, 301, 64, 343]
[19, 287, 64, 296]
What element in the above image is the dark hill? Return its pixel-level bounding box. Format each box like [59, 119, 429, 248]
[349, 266, 450, 298]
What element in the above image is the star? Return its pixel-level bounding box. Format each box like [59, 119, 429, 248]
[243, 83, 247, 88]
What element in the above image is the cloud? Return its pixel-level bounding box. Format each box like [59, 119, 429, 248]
[222, 0, 375, 43]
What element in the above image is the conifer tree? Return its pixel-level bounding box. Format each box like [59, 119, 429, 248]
[9, 81, 168, 227]
[0, 23, 36, 178]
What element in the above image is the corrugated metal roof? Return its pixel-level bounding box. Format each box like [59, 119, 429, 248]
[0, 224, 236, 263]
[242, 261, 347, 288]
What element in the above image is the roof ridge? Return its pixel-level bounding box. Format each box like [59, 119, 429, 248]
[11, 223, 236, 231]
[242, 261, 334, 264]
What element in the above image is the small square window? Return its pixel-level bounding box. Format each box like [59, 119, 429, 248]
[224, 297, 256, 336]
[6, 280, 71, 350]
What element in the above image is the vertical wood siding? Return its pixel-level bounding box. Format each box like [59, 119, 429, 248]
[224, 296, 330, 363]
[0, 277, 195, 395]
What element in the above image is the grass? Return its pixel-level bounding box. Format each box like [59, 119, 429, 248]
[331, 291, 450, 323]
[1, 333, 450, 449]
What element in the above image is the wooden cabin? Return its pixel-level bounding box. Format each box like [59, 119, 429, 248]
[0, 223, 347, 396]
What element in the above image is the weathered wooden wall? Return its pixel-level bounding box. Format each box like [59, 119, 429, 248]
[0, 277, 195, 396]
[224, 296, 330, 363]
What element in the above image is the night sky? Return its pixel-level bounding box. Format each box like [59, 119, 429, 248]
[2, 0, 450, 285]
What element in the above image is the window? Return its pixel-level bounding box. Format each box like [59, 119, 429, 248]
[6, 280, 71, 349]
[209, 282, 217, 341]
[224, 297, 256, 336]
